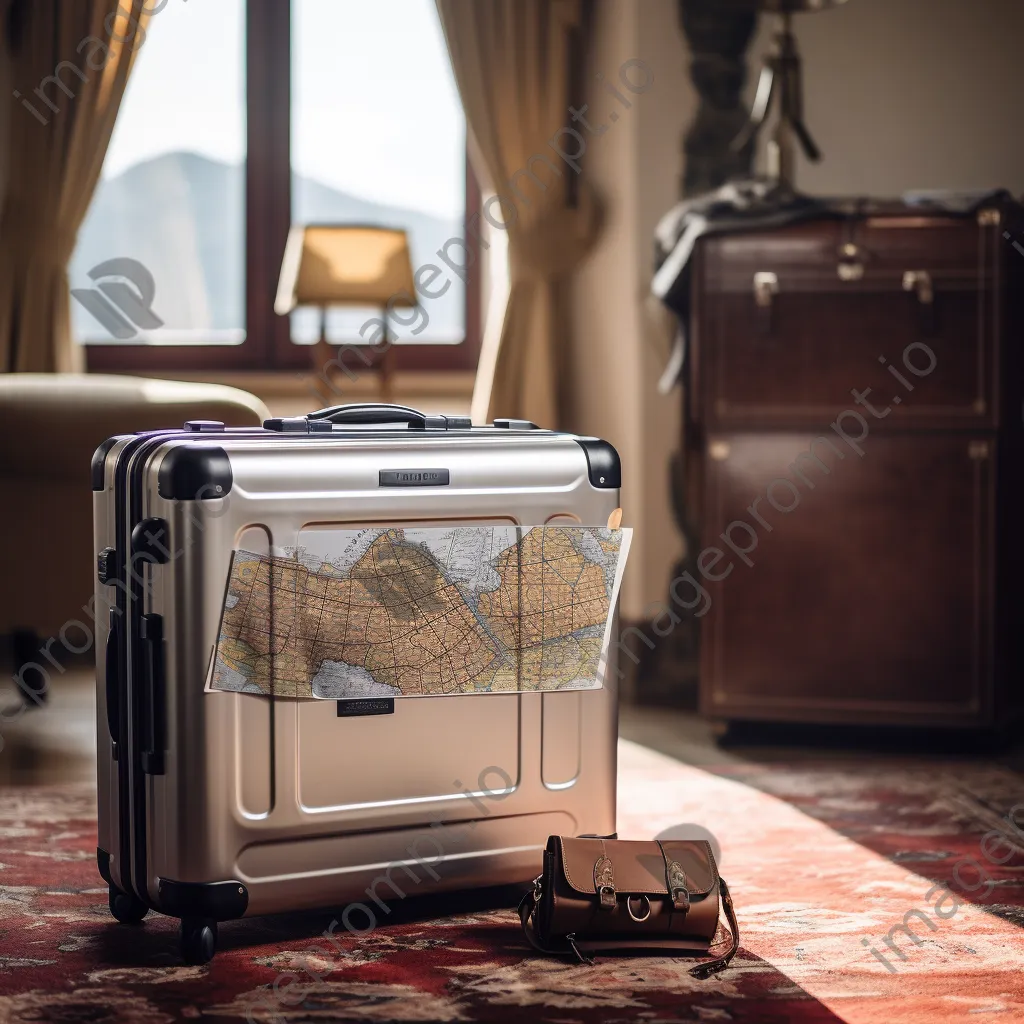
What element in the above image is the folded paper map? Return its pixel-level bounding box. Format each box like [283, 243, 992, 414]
[208, 526, 631, 699]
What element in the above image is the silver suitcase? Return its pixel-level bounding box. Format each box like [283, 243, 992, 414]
[92, 404, 622, 963]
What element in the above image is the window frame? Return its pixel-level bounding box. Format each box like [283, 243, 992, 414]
[85, 0, 480, 375]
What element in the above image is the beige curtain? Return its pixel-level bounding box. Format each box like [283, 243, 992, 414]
[0, 0, 152, 372]
[435, 0, 600, 428]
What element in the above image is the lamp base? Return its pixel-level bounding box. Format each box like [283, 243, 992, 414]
[379, 345, 396, 404]
[310, 336, 337, 405]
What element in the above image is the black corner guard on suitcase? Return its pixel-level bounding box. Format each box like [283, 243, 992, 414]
[157, 445, 233, 501]
[92, 437, 120, 491]
[157, 878, 249, 921]
[99, 850, 248, 923]
[574, 438, 621, 489]
[97, 847, 113, 886]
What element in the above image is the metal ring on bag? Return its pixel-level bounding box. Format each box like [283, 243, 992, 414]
[627, 894, 651, 923]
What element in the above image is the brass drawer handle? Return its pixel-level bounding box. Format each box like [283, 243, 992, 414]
[902, 269, 934, 304]
[753, 271, 779, 308]
[903, 269, 936, 336]
[837, 242, 865, 281]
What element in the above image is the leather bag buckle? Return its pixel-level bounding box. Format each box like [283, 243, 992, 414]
[667, 860, 690, 913]
[594, 855, 616, 910]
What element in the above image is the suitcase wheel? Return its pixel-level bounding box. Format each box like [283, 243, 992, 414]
[180, 918, 217, 965]
[108, 885, 148, 924]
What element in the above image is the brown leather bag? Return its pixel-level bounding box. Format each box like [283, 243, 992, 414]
[518, 836, 739, 977]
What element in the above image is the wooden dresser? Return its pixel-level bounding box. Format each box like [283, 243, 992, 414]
[687, 202, 1023, 729]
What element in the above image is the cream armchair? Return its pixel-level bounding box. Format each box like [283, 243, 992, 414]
[0, 374, 269, 702]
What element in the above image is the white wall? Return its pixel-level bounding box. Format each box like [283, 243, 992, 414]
[632, 0, 693, 621]
[571, 0, 1024, 620]
[751, 0, 1024, 195]
[569, 0, 692, 621]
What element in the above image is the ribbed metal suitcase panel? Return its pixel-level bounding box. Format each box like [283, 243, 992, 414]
[93, 436, 135, 896]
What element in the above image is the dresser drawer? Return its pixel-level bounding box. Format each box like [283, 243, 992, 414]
[693, 216, 1001, 430]
[698, 431, 995, 726]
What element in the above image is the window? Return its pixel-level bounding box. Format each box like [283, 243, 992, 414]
[291, 0, 465, 348]
[83, 0, 478, 374]
[73, 0, 246, 346]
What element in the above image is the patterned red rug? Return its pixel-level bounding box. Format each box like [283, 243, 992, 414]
[1, 740, 1022, 1023]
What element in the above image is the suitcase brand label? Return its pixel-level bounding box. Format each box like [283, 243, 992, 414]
[337, 698, 395, 717]
[379, 469, 450, 486]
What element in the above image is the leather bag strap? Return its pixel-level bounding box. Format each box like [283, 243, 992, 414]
[689, 878, 740, 979]
[517, 886, 593, 965]
[655, 839, 690, 914]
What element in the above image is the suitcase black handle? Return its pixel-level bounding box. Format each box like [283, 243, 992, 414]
[140, 613, 166, 775]
[105, 611, 120, 756]
[308, 403, 428, 427]
[265, 403, 472, 432]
